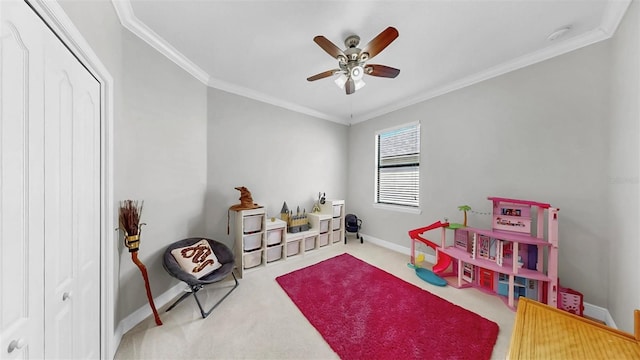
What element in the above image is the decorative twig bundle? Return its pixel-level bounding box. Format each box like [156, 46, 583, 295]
[117, 199, 162, 326]
[119, 200, 144, 252]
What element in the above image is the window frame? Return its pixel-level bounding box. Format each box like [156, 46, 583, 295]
[373, 122, 421, 214]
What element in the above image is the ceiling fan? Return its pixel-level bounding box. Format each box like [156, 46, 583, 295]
[307, 26, 400, 95]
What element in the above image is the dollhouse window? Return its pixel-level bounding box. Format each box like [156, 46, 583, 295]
[478, 235, 497, 260]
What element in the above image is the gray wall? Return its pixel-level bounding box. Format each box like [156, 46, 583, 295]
[59, 0, 208, 327]
[205, 88, 348, 247]
[348, 5, 638, 333]
[608, 0, 639, 333]
[115, 30, 208, 323]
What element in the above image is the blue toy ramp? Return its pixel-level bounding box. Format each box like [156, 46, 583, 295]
[408, 263, 447, 287]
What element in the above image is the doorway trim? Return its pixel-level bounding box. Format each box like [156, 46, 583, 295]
[25, 0, 116, 358]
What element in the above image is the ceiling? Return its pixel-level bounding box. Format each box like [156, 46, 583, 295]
[113, 0, 630, 125]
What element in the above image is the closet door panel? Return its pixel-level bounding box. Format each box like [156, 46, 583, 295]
[42, 17, 101, 359]
[0, 1, 46, 358]
[72, 80, 100, 360]
[43, 66, 74, 359]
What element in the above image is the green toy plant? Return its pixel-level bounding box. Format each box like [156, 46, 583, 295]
[458, 205, 472, 226]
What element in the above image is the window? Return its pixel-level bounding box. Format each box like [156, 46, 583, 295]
[375, 123, 420, 208]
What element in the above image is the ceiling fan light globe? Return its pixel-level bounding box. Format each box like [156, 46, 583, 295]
[351, 66, 364, 81]
[334, 74, 348, 89]
[354, 78, 366, 91]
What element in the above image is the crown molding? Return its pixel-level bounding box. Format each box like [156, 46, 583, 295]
[601, 0, 632, 35]
[351, 28, 608, 123]
[111, 0, 345, 124]
[351, 0, 631, 124]
[111, 0, 630, 126]
[111, 0, 210, 84]
[208, 77, 346, 124]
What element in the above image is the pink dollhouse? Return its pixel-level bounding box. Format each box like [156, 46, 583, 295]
[413, 197, 559, 310]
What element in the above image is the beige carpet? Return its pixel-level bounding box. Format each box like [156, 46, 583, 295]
[115, 240, 514, 359]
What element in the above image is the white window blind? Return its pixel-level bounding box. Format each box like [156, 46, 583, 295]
[376, 123, 420, 207]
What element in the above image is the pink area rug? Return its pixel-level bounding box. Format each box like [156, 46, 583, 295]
[276, 253, 499, 360]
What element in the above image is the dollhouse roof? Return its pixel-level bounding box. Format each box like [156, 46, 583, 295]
[488, 197, 550, 209]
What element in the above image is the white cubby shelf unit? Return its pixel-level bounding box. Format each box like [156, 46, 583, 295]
[232, 200, 345, 278]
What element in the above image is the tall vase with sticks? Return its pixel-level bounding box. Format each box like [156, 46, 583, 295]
[117, 200, 162, 326]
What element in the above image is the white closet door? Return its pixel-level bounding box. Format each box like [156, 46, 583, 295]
[1, 1, 46, 358]
[42, 7, 101, 360]
[1, 1, 101, 359]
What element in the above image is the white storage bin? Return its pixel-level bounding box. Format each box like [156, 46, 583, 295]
[286, 240, 301, 257]
[266, 245, 282, 263]
[318, 233, 329, 247]
[319, 220, 330, 233]
[266, 228, 283, 246]
[243, 214, 263, 234]
[243, 251, 262, 269]
[332, 219, 341, 231]
[333, 230, 341, 243]
[332, 205, 342, 218]
[304, 236, 316, 251]
[243, 233, 262, 251]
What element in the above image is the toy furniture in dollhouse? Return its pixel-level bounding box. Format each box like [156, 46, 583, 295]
[558, 282, 585, 316]
[437, 197, 559, 310]
[479, 268, 494, 290]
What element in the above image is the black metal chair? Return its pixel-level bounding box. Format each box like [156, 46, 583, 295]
[163, 237, 238, 319]
[344, 214, 363, 244]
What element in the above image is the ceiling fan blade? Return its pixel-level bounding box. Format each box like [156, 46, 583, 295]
[361, 26, 399, 60]
[307, 69, 340, 82]
[313, 36, 346, 59]
[366, 64, 400, 78]
[345, 77, 355, 95]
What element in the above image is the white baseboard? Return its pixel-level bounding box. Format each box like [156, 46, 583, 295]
[114, 282, 186, 350]
[584, 302, 617, 328]
[361, 232, 615, 327]
[363, 232, 437, 264]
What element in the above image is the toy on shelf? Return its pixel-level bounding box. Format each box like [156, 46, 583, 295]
[408, 197, 559, 311]
[229, 186, 261, 211]
[311, 192, 325, 213]
[280, 202, 309, 233]
[227, 186, 262, 234]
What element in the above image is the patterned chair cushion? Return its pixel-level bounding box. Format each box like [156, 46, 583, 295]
[170, 239, 222, 279]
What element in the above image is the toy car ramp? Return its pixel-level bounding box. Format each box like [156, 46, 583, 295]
[407, 263, 447, 287]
